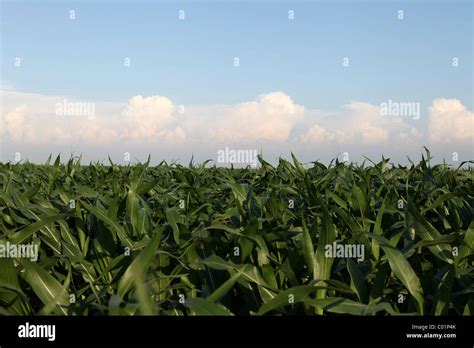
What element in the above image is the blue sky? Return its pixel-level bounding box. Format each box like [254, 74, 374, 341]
[0, 0, 472, 164]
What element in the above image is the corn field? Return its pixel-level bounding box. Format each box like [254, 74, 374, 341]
[0, 151, 472, 316]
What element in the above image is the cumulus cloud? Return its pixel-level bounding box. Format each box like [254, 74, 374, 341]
[0, 90, 184, 145]
[2, 88, 472, 152]
[428, 98, 473, 144]
[298, 101, 413, 145]
[0, 88, 124, 145]
[341, 102, 391, 144]
[299, 124, 336, 144]
[123, 95, 176, 140]
[3, 105, 28, 142]
[399, 127, 422, 143]
[156, 126, 187, 144]
[229, 92, 304, 141]
[179, 92, 304, 143]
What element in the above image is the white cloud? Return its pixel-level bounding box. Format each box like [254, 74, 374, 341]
[341, 101, 391, 144]
[298, 101, 413, 145]
[179, 92, 304, 143]
[399, 127, 422, 143]
[3, 105, 27, 142]
[299, 124, 336, 144]
[428, 98, 473, 144]
[123, 95, 176, 141]
[2, 88, 472, 153]
[0, 88, 124, 145]
[157, 126, 187, 144]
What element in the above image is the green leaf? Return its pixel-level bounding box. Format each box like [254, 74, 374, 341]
[117, 232, 161, 298]
[303, 297, 398, 315]
[457, 222, 474, 262]
[351, 186, 367, 216]
[184, 297, 234, 316]
[20, 260, 69, 315]
[207, 272, 240, 303]
[257, 285, 315, 315]
[314, 208, 336, 314]
[434, 267, 455, 315]
[83, 201, 133, 248]
[301, 218, 316, 280]
[380, 240, 424, 314]
[407, 199, 453, 264]
[291, 152, 306, 175]
[347, 258, 368, 303]
[198, 255, 234, 271]
[372, 195, 387, 260]
[10, 214, 65, 245]
[126, 188, 140, 235]
[166, 208, 181, 245]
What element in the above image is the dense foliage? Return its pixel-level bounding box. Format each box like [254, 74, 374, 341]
[0, 151, 472, 316]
